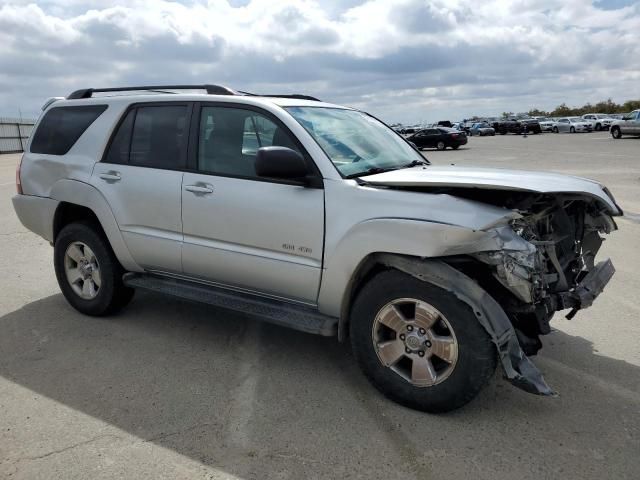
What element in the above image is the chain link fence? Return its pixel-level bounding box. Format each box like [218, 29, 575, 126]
[0, 117, 36, 154]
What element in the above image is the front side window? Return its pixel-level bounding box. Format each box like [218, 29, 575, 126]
[31, 105, 107, 155]
[198, 106, 302, 178]
[285, 107, 424, 178]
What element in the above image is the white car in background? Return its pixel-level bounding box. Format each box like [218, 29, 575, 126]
[582, 114, 616, 131]
[555, 117, 592, 133]
[537, 118, 557, 132]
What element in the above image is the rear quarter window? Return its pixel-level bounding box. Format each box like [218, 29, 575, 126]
[30, 105, 107, 155]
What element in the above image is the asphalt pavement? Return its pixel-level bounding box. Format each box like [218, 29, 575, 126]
[1, 132, 639, 479]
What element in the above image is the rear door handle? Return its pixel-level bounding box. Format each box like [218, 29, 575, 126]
[99, 172, 121, 182]
[184, 185, 213, 194]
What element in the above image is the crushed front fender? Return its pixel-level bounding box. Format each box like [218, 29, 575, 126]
[376, 253, 556, 396]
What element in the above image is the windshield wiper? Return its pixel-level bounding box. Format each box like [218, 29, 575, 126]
[401, 159, 428, 168]
[345, 159, 428, 179]
[345, 167, 398, 179]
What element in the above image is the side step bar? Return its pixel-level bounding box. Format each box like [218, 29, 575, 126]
[123, 273, 338, 337]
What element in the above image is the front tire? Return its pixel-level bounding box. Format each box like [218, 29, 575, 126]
[436, 141, 446, 150]
[611, 126, 622, 139]
[552, 126, 559, 133]
[570, 126, 575, 133]
[350, 270, 497, 413]
[595, 123, 602, 131]
[54, 222, 134, 316]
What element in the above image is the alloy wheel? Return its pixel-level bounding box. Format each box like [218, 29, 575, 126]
[64, 242, 101, 299]
[372, 298, 458, 387]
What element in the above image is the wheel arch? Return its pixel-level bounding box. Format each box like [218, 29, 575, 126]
[50, 179, 141, 272]
[348, 253, 554, 396]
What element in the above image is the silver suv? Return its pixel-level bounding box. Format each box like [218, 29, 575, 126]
[12, 85, 621, 412]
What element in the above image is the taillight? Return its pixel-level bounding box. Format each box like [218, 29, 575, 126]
[16, 155, 23, 195]
[451, 133, 458, 138]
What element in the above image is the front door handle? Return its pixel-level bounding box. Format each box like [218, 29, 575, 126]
[184, 185, 213, 194]
[99, 172, 121, 182]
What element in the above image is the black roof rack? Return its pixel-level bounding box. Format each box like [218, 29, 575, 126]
[239, 92, 321, 102]
[66, 85, 322, 102]
[67, 84, 237, 99]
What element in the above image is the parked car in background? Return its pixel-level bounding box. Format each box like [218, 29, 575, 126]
[519, 118, 542, 134]
[581, 114, 616, 131]
[407, 127, 468, 150]
[469, 122, 495, 136]
[610, 109, 640, 139]
[537, 118, 557, 132]
[437, 120, 453, 128]
[555, 117, 592, 133]
[492, 118, 541, 135]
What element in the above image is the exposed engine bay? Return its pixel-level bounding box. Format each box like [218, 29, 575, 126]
[440, 189, 618, 356]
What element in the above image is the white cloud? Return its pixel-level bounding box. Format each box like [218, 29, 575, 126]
[0, 0, 639, 122]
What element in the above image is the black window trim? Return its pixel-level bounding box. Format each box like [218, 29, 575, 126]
[188, 101, 324, 189]
[31, 104, 109, 156]
[100, 101, 193, 171]
[101, 100, 324, 189]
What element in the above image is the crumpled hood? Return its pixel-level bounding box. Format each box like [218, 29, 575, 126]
[363, 165, 621, 214]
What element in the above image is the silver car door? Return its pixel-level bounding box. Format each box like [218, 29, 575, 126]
[91, 103, 191, 273]
[181, 104, 324, 304]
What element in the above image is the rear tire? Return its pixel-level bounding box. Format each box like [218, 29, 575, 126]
[54, 222, 134, 316]
[451, 145, 460, 150]
[350, 270, 497, 413]
[570, 126, 575, 133]
[611, 126, 622, 139]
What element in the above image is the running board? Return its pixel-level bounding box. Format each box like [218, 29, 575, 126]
[123, 273, 338, 336]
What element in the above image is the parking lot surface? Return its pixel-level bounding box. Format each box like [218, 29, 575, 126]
[1, 132, 639, 479]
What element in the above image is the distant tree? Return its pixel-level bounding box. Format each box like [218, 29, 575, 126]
[622, 100, 640, 112]
[528, 108, 548, 117]
[501, 111, 514, 119]
[551, 103, 572, 116]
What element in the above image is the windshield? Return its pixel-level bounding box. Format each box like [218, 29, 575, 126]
[285, 106, 425, 178]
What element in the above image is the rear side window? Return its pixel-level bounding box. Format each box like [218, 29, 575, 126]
[31, 105, 107, 155]
[130, 106, 188, 169]
[103, 105, 188, 169]
[104, 110, 135, 164]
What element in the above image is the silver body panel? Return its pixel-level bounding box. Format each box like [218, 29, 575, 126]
[181, 172, 324, 303]
[90, 164, 184, 273]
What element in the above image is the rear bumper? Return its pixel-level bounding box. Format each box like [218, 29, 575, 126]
[12, 194, 59, 242]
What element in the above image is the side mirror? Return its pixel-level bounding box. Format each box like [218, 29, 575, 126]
[255, 146, 310, 182]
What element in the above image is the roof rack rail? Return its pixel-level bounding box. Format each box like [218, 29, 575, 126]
[67, 84, 237, 99]
[238, 91, 321, 102]
[262, 94, 321, 101]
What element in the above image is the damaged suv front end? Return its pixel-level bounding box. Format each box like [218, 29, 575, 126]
[472, 193, 618, 353]
[363, 166, 621, 396]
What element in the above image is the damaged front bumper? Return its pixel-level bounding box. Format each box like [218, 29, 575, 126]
[377, 253, 615, 397]
[560, 259, 615, 319]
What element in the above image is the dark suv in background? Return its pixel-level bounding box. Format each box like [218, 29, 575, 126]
[492, 118, 542, 135]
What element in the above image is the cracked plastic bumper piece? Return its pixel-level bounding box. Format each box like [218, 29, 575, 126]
[376, 254, 555, 396]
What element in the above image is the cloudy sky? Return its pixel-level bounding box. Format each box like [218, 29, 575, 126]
[1, 0, 639, 123]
